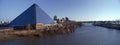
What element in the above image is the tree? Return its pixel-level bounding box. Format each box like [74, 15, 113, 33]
[54, 15, 57, 21]
[65, 17, 69, 21]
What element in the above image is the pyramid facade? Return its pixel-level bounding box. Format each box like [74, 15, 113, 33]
[10, 4, 54, 29]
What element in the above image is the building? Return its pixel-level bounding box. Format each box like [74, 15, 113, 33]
[10, 4, 54, 30]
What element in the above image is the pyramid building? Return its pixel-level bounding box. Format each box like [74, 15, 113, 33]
[10, 4, 54, 29]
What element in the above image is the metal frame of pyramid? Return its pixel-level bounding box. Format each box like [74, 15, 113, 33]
[10, 4, 54, 29]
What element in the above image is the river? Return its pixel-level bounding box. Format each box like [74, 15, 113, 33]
[1, 23, 120, 45]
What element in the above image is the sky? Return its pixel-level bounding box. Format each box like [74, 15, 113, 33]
[0, 0, 120, 21]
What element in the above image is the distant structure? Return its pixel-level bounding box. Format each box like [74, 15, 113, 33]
[10, 4, 54, 30]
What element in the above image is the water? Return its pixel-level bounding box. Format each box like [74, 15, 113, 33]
[1, 23, 120, 45]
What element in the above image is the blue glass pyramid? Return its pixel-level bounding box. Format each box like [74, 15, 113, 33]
[10, 4, 54, 27]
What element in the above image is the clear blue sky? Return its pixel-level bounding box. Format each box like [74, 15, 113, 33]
[0, 0, 120, 21]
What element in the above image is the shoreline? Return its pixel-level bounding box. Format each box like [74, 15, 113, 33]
[0, 22, 82, 41]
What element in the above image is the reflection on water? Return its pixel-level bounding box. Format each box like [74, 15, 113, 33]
[1, 24, 120, 45]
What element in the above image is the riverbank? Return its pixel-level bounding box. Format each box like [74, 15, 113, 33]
[93, 21, 120, 30]
[0, 22, 82, 41]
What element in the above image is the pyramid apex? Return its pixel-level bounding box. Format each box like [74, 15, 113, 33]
[33, 3, 37, 5]
[32, 3, 38, 7]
